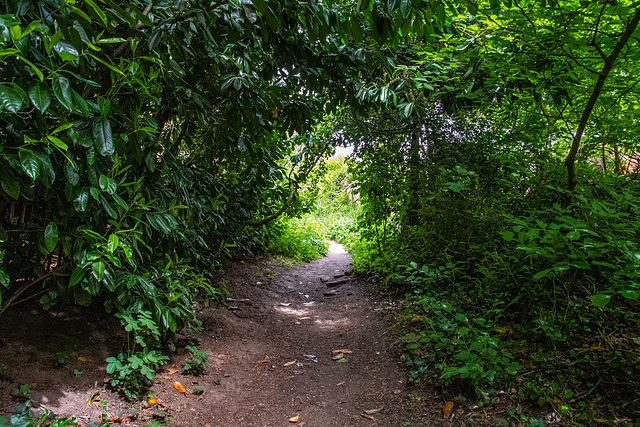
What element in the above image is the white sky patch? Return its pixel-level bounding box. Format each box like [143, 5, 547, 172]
[332, 145, 354, 158]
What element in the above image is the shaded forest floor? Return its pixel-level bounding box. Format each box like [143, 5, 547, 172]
[0, 249, 520, 426]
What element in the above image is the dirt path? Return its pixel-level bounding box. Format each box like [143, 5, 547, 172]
[0, 250, 446, 426]
[173, 250, 442, 426]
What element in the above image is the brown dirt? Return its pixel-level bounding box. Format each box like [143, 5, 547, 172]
[0, 251, 500, 426]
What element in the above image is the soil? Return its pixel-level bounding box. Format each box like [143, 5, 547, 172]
[0, 249, 507, 426]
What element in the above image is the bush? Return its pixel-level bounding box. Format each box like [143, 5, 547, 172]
[268, 216, 329, 262]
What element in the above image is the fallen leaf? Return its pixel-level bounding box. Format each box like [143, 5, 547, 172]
[332, 349, 353, 354]
[364, 408, 383, 415]
[77, 356, 87, 362]
[578, 346, 606, 355]
[361, 413, 375, 420]
[336, 358, 348, 363]
[284, 360, 297, 367]
[173, 381, 187, 395]
[295, 321, 301, 325]
[289, 415, 299, 423]
[86, 390, 100, 406]
[443, 401, 454, 418]
[299, 317, 311, 320]
[257, 359, 270, 364]
[168, 368, 180, 375]
[143, 398, 158, 408]
[108, 417, 127, 423]
[332, 353, 344, 360]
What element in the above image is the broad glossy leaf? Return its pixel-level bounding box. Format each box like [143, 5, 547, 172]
[69, 266, 87, 287]
[54, 41, 79, 61]
[400, 0, 412, 19]
[52, 74, 74, 110]
[44, 222, 58, 253]
[65, 161, 80, 186]
[107, 234, 119, 253]
[18, 148, 40, 180]
[93, 118, 114, 156]
[29, 83, 51, 112]
[92, 260, 105, 281]
[74, 188, 89, 212]
[99, 174, 117, 194]
[0, 84, 23, 112]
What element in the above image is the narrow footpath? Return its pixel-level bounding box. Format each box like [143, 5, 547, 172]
[167, 247, 443, 426]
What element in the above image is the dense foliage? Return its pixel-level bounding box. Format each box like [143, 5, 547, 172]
[1, 0, 639, 422]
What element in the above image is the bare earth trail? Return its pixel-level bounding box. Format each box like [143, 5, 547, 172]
[170, 250, 444, 426]
[0, 250, 451, 426]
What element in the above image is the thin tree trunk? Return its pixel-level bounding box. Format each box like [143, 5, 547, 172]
[564, 6, 640, 191]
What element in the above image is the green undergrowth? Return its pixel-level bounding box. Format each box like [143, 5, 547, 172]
[267, 215, 329, 262]
[361, 171, 640, 423]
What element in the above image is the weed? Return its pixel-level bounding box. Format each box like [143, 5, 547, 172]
[13, 384, 31, 401]
[182, 346, 208, 376]
[54, 350, 70, 367]
[0, 403, 77, 426]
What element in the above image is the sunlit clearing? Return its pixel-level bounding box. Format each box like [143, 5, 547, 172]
[329, 241, 346, 254]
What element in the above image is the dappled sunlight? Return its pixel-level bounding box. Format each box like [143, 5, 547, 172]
[313, 317, 352, 330]
[274, 305, 310, 317]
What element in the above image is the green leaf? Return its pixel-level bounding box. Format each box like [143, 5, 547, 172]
[88, 53, 124, 76]
[0, 83, 24, 112]
[107, 234, 119, 253]
[47, 135, 68, 150]
[1, 173, 20, 199]
[92, 260, 105, 281]
[99, 174, 117, 195]
[54, 41, 79, 61]
[52, 74, 74, 110]
[62, 162, 78, 188]
[619, 289, 639, 300]
[85, 0, 108, 26]
[72, 90, 90, 117]
[69, 266, 87, 287]
[29, 83, 51, 112]
[74, 188, 89, 212]
[44, 222, 59, 253]
[18, 148, 41, 180]
[591, 293, 611, 309]
[93, 118, 114, 156]
[52, 123, 73, 134]
[400, 0, 412, 19]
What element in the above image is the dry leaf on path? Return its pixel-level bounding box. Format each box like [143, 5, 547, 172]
[360, 413, 375, 420]
[332, 349, 353, 354]
[173, 381, 187, 395]
[331, 353, 344, 360]
[284, 360, 297, 367]
[443, 401, 454, 418]
[364, 408, 383, 415]
[257, 359, 270, 363]
[168, 368, 180, 375]
[86, 390, 100, 406]
[143, 398, 157, 408]
[289, 415, 299, 423]
[77, 356, 87, 362]
[578, 346, 605, 354]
